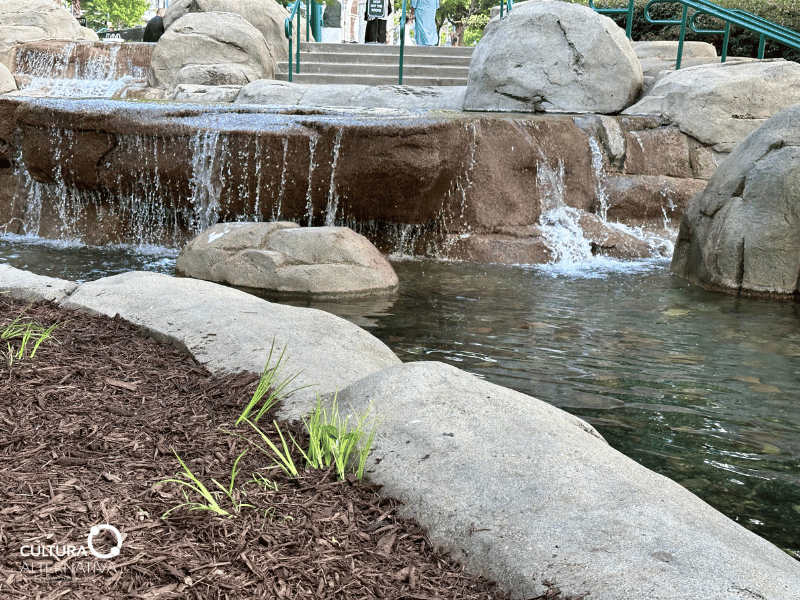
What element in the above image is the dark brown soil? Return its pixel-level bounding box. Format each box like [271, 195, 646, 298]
[0, 296, 582, 600]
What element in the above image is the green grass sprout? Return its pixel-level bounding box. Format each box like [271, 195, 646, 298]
[302, 394, 379, 481]
[1, 307, 62, 365]
[236, 340, 308, 425]
[158, 450, 252, 518]
[242, 419, 301, 477]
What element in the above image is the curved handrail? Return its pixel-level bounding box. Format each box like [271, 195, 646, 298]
[644, 0, 800, 68]
[285, 0, 310, 82]
[588, 0, 635, 39]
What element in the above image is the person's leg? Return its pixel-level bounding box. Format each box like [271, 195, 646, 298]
[357, 0, 367, 43]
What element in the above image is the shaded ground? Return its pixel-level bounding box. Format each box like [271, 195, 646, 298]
[0, 296, 581, 600]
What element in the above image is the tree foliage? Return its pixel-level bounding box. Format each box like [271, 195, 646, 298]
[436, 0, 495, 45]
[82, 0, 150, 30]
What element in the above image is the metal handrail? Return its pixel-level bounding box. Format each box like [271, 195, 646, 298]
[399, 0, 408, 84]
[499, 0, 513, 19]
[588, 0, 635, 39]
[285, 0, 311, 82]
[644, 0, 800, 69]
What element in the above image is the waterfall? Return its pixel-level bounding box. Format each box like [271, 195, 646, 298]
[13, 41, 147, 98]
[324, 130, 343, 226]
[189, 131, 227, 233]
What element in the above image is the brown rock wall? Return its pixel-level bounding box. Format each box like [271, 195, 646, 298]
[0, 98, 716, 262]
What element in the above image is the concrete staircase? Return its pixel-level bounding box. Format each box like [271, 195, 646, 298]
[275, 42, 473, 86]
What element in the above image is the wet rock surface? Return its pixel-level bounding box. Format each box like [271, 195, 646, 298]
[672, 103, 800, 297]
[176, 222, 399, 296]
[0, 98, 707, 263]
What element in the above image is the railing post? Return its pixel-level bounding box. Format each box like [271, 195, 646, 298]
[721, 21, 730, 62]
[676, 3, 688, 69]
[758, 33, 766, 58]
[297, 4, 302, 74]
[625, 0, 634, 39]
[289, 25, 294, 82]
[399, 0, 408, 84]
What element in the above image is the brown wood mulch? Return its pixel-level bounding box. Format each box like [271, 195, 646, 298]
[0, 295, 582, 600]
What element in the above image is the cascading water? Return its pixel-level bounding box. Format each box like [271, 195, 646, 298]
[534, 132, 676, 273]
[13, 41, 148, 98]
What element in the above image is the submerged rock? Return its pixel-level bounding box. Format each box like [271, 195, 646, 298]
[672, 103, 800, 297]
[176, 222, 399, 296]
[464, 2, 642, 113]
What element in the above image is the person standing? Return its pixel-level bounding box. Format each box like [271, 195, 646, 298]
[143, 8, 166, 43]
[321, 0, 343, 43]
[410, 0, 439, 46]
[364, 0, 392, 44]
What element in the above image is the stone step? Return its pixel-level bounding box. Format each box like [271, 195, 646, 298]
[278, 61, 469, 78]
[298, 42, 474, 57]
[278, 42, 473, 86]
[273, 71, 469, 86]
[288, 49, 473, 67]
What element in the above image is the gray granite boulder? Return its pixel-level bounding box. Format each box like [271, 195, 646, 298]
[624, 59, 800, 152]
[164, 0, 306, 62]
[235, 79, 466, 111]
[0, 62, 15, 94]
[59, 271, 401, 412]
[672, 103, 800, 297]
[0, 0, 90, 68]
[148, 12, 275, 90]
[0, 264, 77, 302]
[335, 360, 800, 599]
[464, 1, 642, 113]
[175, 222, 399, 296]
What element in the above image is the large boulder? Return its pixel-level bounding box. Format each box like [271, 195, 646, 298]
[464, 1, 642, 113]
[671, 103, 800, 296]
[624, 59, 800, 153]
[59, 271, 401, 410]
[0, 0, 91, 68]
[148, 12, 275, 90]
[335, 361, 800, 599]
[176, 222, 399, 296]
[0, 264, 77, 302]
[0, 62, 15, 94]
[164, 0, 305, 63]
[235, 79, 466, 110]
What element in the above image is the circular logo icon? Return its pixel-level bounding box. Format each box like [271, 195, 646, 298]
[87, 524, 122, 559]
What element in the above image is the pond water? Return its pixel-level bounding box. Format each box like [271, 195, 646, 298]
[1, 234, 798, 558]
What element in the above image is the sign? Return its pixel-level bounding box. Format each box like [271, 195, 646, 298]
[367, 0, 387, 19]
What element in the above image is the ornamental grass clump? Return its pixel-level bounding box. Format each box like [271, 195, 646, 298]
[236, 341, 306, 425]
[159, 449, 253, 518]
[242, 394, 379, 482]
[2, 306, 62, 365]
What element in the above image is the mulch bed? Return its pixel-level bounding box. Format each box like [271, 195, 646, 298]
[0, 296, 580, 600]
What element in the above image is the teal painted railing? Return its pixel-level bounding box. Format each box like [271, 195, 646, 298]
[499, 0, 513, 19]
[644, 0, 800, 68]
[285, 0, 316, 83]
[399, 0, 408, 83]
[588, 0, 635, 39]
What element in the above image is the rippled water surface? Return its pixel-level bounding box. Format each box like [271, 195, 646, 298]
[1, 237, 798, 557]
